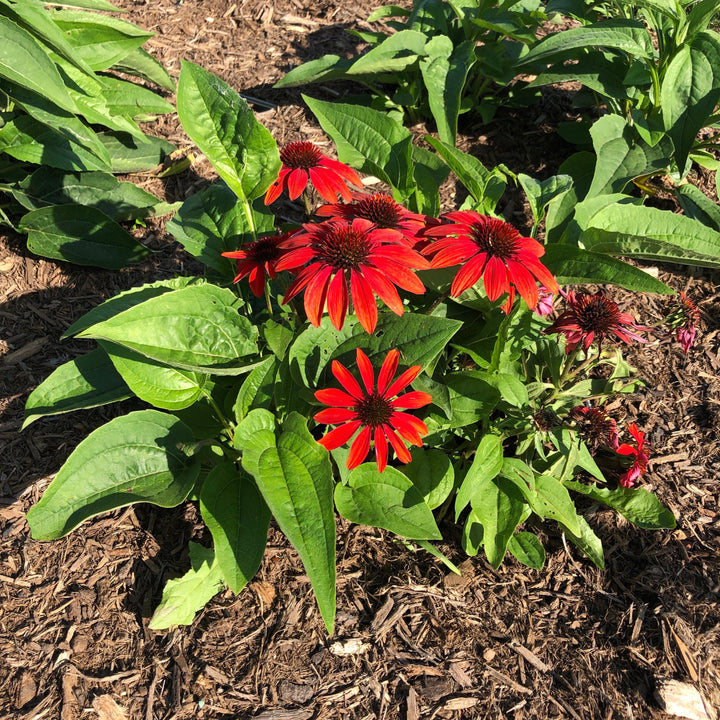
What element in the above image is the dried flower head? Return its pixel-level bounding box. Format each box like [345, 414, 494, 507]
[570, 405, 619, 451]
[666, 292, 700, 353]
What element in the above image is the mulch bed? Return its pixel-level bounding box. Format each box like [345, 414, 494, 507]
[1, 1, 719, 718]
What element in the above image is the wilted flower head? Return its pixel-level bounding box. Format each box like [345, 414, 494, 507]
[534, 286, 556, 317]
[545, 290, 647, 353]
[666, 292, 700, 353]
[314, 348, 432, 472]
[421, 211, 558, 313]
[222, 232, 295, 297]
[616, 424, 649, 488]
[264, 141, 362, 205]
[570, 405, 619, 450]
[276, 218, 429, 334]
[316, 192, 427, 246]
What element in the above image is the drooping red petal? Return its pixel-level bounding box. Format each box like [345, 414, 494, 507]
[505, 259, 539, 308]
[350, 269, 378, 334]
[390, 412, 428, 443]
[281, 262, 324, 303]
[483, 255, 509, 301]
[355, 348, 375, 394]
[314, 387, 358, 407]
[360, 265, 404, 316]
[369, 257, 425, 294]
[385, 365, 422, 398]
[331, 360, 364, 400]
[318, 420, 361, 450]
[247, 265, 266, 297]
[374, 427, 388, 472]
[319, 156, 363, 187]
[287, 167, 309, 200]
[326, 269, 348, 330]
[383, 425, 412, 464]
[347, 426, 372, 468]
[264, 168, 290, 205]
[303, 265, 333, 326]
[449, 253, 486, 297]
[377, 349, 399, 395]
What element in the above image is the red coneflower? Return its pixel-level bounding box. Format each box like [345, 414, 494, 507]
[314, 348, 432, 472]
[545, 290, 647, 353]
[264, 141, 363, 205]
[276, 218, 430, 333]
[221, 232, 295, 297]
[316, 192, 428, 246]
[570, 405, 619, 450]
[667, 292, 700, 353]
[421, 211, 558, 312]
[616, 424, 649, 488]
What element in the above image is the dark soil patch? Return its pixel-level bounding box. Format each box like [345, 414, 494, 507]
[1, 1, 719, 719]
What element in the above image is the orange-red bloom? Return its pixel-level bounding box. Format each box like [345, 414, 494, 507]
[264, 141, 362, 205]
[421, 211, 558, 312]
[545, 290, 647, 353]
[314, 348, 432, 472]
[616, 424, 649, 488]
[276, 218, 430, 333]
[222, 232, 294, 297]
[316, 192, 428, 246]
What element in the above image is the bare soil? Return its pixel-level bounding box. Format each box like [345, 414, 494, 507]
[1, 1, 719, 719]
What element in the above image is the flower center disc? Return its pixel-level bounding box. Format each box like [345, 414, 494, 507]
[280, 141, 323, 169]
[471, 218, 518, 260]
[357, 194, 402, 228]
[320, 226, 370, 269]
[356, 393, 393, 428]
[575, 295, 620, 333]
[251, 238, 281, 263]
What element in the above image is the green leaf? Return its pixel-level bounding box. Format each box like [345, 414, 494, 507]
[675, 183, 720, 231]
[518, 19, 654, 66]
[177, 61, 280, 202]
[588, 115, 674, 197]
[518, 173, 573, 225]
[76, 284, 259, 374]
[542, 244, 673, 294]
[304, 95, 415, 196]
[495, 372, 529, 408]
[455, 433, 504, 519]
[0, 15, 77, 112]
[96, 75, 175, 119]
[531, 475, 581, 535]
[416, 540, 459, 575]
[410, 144, 449, 216]
[563, 515, 605, 568]
[149, 543, 225, 629]
[420, 37, 474, 146]
[13, 167, 175, 221]
[401, 447, 454, 510]
[661, 34, 720, 174]
[335, 464, 441, 540]
[348, 29, 427, 75]
[289, 313, 462, 388]
[263, 320, 294, 360]
[27, 409, 200, 540]
[461, 508, 484, 557]
[440, 371, 500, 429]
[102, 342, 207, 410]
[23, 347, 131, 429]
[471, 476, 526, 569]
[200, 463, 270, 593]
[583, 203, 720, 268]
[234, 409, 277, 479]
[111, 47, 175, 92]
[19, 204, 150, 268]
[233, 355, 277, 422]
[98, 131, 175, 173]
[165, 182, 274, 278]
[274, 55, 355, 88]
[508, 532, 546, 570]
[50, 9, 153, 71]
[566, 481, 676, 529]
[251, 413, 336, 633]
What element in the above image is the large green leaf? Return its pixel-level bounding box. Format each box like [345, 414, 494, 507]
[588, 115, 674, 197]
[237, 412, 336, 633]
[675, 183, 720, 231]
[438, 371, 500, 429]
[149, 543, 225, 629]
[233, 355, 277, 423]
[177, 61, 280, 203]
[0, 15, 77, 112]
[27, 410, 200, 540]
[661, 33, 720, 173]
[20, 204, 150, 268]
[274, 55, 355, 88]
[455, 433, 504, 519]
[530, 475, 581, 535]
[111, 47, 175, 91]
[542, 244, 673, 294]
[96, 75, 175, 119]
[166, 182, 274, 278]
[23, 347, 131, 429]
[50, 9, 153, 71]
[583, 203, 720, 268]
[304, 95, 415, 196]
[401, 447, 454, 510]
[13, 167, 175, 221]
[97, 130, 175, 173]
[347, 29, 427, 75]
[566, 481, 676, 529]
[420, 37, 474, 146]
[563, 515, 605, 568]
[508, 532, 545, 570]
[200, 463, 270, 593]
[102, 342, 207, 411]
[76, 284, 259, 373]
[289, 313, 462, 388]
[334, 464, 441, 540]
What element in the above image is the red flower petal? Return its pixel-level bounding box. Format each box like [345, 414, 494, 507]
[313, 407, 358, 423]
[350, 269, 378, 334]
[383, 425, 412, 463]
[326, 269, 348, 330]
[287, 167, 309, 200]
[314, 388, 358, 407]
[374, 427, 388, 472]
[318, 420, 361, 450]
[483, 255, 509, 301]
[385, 365, 422, 398]
[355, 348, 375, 394]
[391, 391, 433, 409]
[331, 360, 364, 400]
[347, 426, 372, 468]
[450, 253, 486, 296]
[377, 349, 399, 395]
[303, 265, 333, 326]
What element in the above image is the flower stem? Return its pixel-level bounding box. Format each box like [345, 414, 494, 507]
[303, 190, 313, 221]
[425, 291, 450, 315]
[264, 283, 274, 317]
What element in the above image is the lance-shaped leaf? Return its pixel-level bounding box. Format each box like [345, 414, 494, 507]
[237, 412, 336, 633]
[76, 284, 259, 373]
[149, 543, 225, 629]
[508, 532, 546, 570]
[23, 347, 131, 429]
[177, 61, 280, 202]
[563, 515, 605, 568]
[455, 433, 504, 519]
[27, 410, 201, 540]
[347, 29, 427, 75]
[200, 463, 270, 593]
[530, 475, 581, 535]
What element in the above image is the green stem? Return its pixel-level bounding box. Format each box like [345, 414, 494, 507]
[202, 389, 234, 443]
[425, 291, 450, 315]
[264, 283, 274, 318]
[302, 190, 313, 222]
